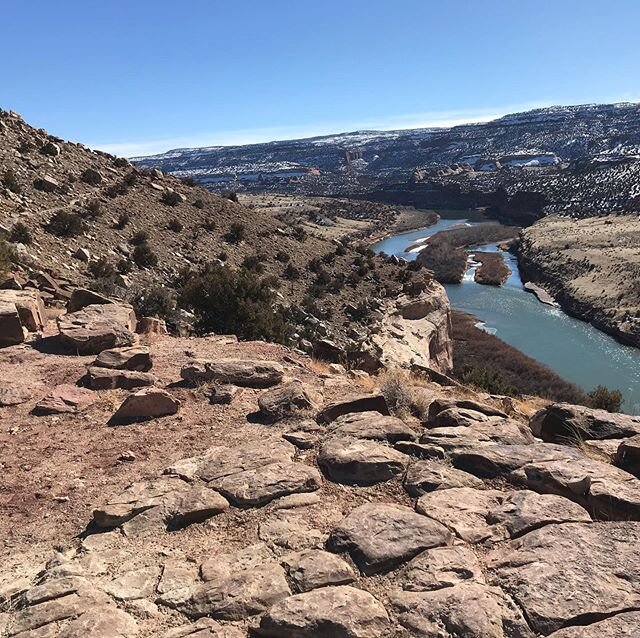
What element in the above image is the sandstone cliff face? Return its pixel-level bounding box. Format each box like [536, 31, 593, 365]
[518, 215, 640, 348]
[372, 281, 453, 373]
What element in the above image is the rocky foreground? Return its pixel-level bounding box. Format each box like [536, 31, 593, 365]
[518, 214, 640, 347]
[2, 295, 640, 637]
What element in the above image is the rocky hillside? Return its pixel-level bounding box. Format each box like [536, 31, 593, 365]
[0, 109, 452, 372]
[133, 102, 640, 194]
[518, 214, 640, 348]
[1, 299, 640, 637]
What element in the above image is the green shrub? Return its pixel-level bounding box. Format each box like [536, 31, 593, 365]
[588, 385, 623, 412]
[3, 169, 21, 194]
[242, 253, 267, 273]
[133, 242, 158, 268]
[117, 258, 132, 274]
[129, 229, 149, 245]
[179, 266, 286, 342]
[162, 190, 183, 206]
[9, 222, 32, 244]
[225, 222, 246, 244]
[116, 212, 131, 229]
[46, 211, 86, 237]
[167, 217, 184, 232]
[84, 199, 102, 219]
[131, 286, 175, 319]
[88, 256, 116, 279]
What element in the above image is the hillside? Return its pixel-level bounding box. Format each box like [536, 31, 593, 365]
[133, 102, 640, 195]
[0, 109, 452, 371]
[518, 214, 640, 348]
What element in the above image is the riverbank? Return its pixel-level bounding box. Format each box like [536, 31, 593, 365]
[518, 214, 640, 349]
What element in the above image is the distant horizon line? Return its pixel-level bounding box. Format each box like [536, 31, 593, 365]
[87, 98, 640, 159]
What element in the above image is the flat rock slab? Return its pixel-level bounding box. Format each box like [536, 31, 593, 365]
[395, 441, 446, 460]
[531, 402, 640, 443]
[32, 384, 96, 416]
[181, 560, 290, 620]
[404, 459, 484, 496]
[391, 582, 534, 638]
[427, 397, 508, 420]
[57, 605, 139, 638]
[209, 461, 322, 507]
[509, 453, 640, 520]
[546, 611, 640, 637]
[164, 618, 244, 637]
[259, 513, 326, 551]
[398, 545, 485, 592]
[488, 521, 640, 635]
[417, 487, 590, 544]
[329, 411, 417, 442]
[318, 437, 408, 485]
[316, 393, 389, 424]
[105, 566, 160, 600]
[0, 385, 32, 406]
[428, 406, 490, 428]
[110, 388, 179, 423]
[163, 485, 229, 528]
[94, 345, 152, 371]
[282, 549, 355, 592]
[181, 359, 284, 388]
[195, 439, 295, 482]
[67, 288, 113, 313]
[257, 381, 315, 422]
[282, 431, 319, 449]
[257, 585, 391, 638]
[328, 502, 451, 574]
[421, 419, 535, 450]
[85, 366, 155, 390]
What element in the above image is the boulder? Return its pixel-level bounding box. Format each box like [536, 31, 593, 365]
[328, 503, 451, 574]
[420, 418, 535, 450]
[429, 406, 489, 428]
[110, 388, 179, 423]
[0, 301, 26, 346]
[426, 397, 508, 421]
[32, 384, 96, 416]
[257, 585, 390, 638]
[85, 366, 155, 390]
[67, 288, 113, 313]
[488, 521, 640, 635]
[40, 140, 61, 156]
[0, 289, 46, 331]
[163, 485, 230, 528]
[258, 381, 314, 422]
[404, 459, 484, 496]
[530, 402, 640, 443]
[394, 441, 447, 460]
[74, 247, 90, 262]
[615, 435, 640, 478]
[34, 174, 59, 192]
[136, 316, 168, 335]
[205, 384, 238, 405]
[57, 303, 136, 354]
[208, 461, 322, 507]
[329, 411, 417, 442]
[80, 168, 103, 185]
[318, 437, 408, 485]
[391, 582, 534, 638]
[93, 345, 152, 371]
[316, 394, 389, 424]
[180, 359, 284, 388]
[546, 612, 640, 637]
[282, 549, 356, 592]
[416, 487, 590, 544]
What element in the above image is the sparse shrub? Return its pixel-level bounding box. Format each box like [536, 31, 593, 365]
[225, 222, 246, 244]
[181, 175, 197, 187]
[218, 250, 228, 262]
[0, 238, 12, 278]
[223, 191, 239, 203]
[275, 250, 290, 263]
[193, 198, 205, 209]
[84, 199, 102, 219]
[129, 230, 149, 245]
[116, 212, 131, 229]
[308, 257, 322, 273]
[292, 226, 307, 242]
[114, 157, 130, 168]
[321, 251, 336, 265]
[283, 263, 300, 280]
[242, 253, 267, 274]
[380, 370, 420, 419]
[588, 385, 623, 412]
[123, 172, 138, 187]
[179, 265, 286, 342]
[335, 243, 347, 256]
[88, 256, 116, 279]
[314, 269, 331, 287]
[46, 211, 86, 237]
[131, 286, 175, 319]
[132, 242, 158, 268]
[9, 222, 32, 245]
[162, 190, 183, 206]
[117, 258, 132, 274]
[167, 217, 184, 232]
[3, 169, 21, 194]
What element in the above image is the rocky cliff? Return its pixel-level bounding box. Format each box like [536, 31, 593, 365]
[518, 215, 640, 348]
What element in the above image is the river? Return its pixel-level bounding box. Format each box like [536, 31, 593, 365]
[373, 212, 640, 413]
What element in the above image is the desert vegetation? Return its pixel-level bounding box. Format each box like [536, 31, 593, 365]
[473, 251, 511, 285]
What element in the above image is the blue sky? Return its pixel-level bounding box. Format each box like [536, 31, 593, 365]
[2, 0, 639, 156]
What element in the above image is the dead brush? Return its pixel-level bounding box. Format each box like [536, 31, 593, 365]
[380, 369, 428, 420]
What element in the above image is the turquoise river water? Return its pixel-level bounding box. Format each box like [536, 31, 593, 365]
[373, 212, 640, 413]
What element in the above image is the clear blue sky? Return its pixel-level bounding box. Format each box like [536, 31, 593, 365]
[2, 0, 639, 156]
